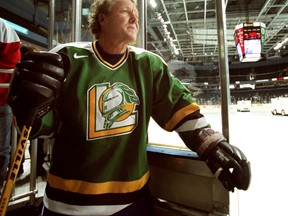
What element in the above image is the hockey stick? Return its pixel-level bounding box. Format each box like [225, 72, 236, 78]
[0, 52, 70, 215]
[0, 125, 32, 216]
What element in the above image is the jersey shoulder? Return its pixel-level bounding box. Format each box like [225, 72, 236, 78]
[50, 42, 93, 54]
[129, 45, 167, 65]
[0, 18, 20, 43]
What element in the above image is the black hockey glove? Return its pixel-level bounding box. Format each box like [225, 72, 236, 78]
[195, 128, 251, 192]
[8, 52, 69, 129]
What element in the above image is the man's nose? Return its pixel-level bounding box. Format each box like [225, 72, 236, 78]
[130, 10, 138, 23]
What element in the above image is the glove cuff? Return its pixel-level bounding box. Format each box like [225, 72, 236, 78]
[195, 128, 226, 159]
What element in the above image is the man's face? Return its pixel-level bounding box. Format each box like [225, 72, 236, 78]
[102, 0, 139, 44]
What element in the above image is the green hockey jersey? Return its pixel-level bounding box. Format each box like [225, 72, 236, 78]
[39, 41, 209, 215]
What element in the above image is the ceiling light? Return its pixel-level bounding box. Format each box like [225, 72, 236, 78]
[274, 38, 288, 50]
[149, 0, 157, 8]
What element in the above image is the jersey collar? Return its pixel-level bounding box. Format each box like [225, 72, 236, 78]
[92, 41, 128, 69]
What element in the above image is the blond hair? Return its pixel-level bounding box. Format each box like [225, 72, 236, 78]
[88, 0, 136, 40]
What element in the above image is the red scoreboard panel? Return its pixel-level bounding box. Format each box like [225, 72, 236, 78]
[234, 22, 266, 62]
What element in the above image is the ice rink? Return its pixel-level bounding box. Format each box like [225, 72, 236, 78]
[148, 105, 288, 216]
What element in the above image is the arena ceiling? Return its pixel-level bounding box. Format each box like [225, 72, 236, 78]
[146, 0, 288, 63]
[1, 0, 288, 65]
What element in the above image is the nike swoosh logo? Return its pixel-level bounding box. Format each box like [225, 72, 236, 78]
[74, 53, 88, 59]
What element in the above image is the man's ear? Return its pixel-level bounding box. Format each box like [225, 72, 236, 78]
[98, 13, 107, 26]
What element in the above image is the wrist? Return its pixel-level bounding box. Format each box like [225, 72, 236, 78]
[195, 128, 226, 159]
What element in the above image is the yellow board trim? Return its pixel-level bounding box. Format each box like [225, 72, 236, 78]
[48, 171, 150, 195]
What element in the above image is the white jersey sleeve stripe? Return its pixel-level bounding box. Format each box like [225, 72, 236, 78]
[175, 117, 209, 132]
[44, 194, 131, 216]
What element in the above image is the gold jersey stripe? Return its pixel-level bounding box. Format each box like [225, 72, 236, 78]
[164, 103, 200, 131]
[47, 171, 150, 195]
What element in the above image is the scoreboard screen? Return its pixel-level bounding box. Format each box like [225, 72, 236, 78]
[234, 22, 266, 62]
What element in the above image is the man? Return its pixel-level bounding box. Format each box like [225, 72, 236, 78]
[8, 0, 251, 215]
[0, 18, 21, 192]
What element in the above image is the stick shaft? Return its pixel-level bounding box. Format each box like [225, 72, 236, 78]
[0, 125, 32, 215]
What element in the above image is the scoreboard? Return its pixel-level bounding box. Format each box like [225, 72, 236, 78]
[234, 22, 266, 62]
